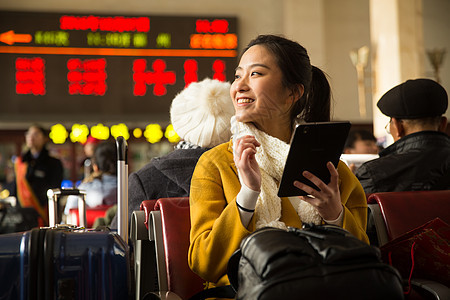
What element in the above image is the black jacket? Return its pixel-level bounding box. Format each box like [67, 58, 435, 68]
[19, 147, 64, 206]
[110, 147, 209, 228]
[356, 131, 450, 194]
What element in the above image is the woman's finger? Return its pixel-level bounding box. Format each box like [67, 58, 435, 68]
[299, 194, 320, 207]
[301, 170, 330, 194]
[235, 136, 260, 158]
[236, 135, 259, 145]
[327, 161, 339, 188]
[293, 179, 319, 198]
[238, 146, 261, 191]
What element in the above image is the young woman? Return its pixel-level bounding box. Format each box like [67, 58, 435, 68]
[188, 35, 369, 289]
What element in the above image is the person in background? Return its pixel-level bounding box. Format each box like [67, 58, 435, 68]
[356, 78, 450, 194]
[342, 129, 380, 173]
[13, 124, 64, 226]
[110, 78, 235, 229]
[64, 140, 117, 215]
[188, 35, 369, 291]
[343, 129, 379, 155]
[81, 135, 101, 179]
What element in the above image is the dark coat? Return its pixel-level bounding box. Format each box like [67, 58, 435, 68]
[356, 131, 450, 194]
[20, 147, 64, 206]
[110, 147, 209, 228]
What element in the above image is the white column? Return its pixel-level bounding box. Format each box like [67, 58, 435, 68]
[283, 0, 326, 67]
[370, 0, 425, 145]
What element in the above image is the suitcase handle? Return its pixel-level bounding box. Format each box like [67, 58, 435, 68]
[47, 188, 87, 227]
[116, 136, 128, 244]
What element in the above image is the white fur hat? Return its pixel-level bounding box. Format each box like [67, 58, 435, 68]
[170, 78, 234, 148]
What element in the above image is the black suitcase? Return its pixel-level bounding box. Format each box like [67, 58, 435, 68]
[0, 137, 131, 300]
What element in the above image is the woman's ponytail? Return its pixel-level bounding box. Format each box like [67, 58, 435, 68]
[298, 66, 331, 123]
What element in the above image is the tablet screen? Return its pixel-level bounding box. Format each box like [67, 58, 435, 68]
[277, 121, 351, 197]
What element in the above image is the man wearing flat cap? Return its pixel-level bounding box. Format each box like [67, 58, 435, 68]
[356, 78, 450, 194]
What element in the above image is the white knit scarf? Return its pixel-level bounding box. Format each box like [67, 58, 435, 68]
[231, 116, 322, 229]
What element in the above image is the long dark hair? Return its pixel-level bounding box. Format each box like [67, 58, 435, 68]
[242, 35, 331, 123]
[93, 141, 117, 175]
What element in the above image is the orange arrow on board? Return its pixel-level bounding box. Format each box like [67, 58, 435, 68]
[0, 30, 32, 45]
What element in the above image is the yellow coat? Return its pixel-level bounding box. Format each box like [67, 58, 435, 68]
[188, 140, 369, 288]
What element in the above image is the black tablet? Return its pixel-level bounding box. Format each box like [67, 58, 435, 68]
[277, 121, 351, 197]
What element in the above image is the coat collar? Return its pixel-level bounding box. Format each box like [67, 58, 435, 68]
[380, 131, 449, 157]
[227, 140, 239, 178]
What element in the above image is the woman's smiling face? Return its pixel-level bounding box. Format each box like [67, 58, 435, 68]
[230, 45, 296, 132]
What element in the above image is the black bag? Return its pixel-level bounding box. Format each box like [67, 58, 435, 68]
[0, 202, 39, 234]
[227, 224, 405, 300]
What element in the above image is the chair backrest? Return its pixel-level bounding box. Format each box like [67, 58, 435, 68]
[151, 197, 204, 300]
[67, 205, 113, 228]
[368, 190, 450, 242]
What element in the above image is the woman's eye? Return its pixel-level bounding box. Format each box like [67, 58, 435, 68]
[251, 71, 262, 76]
[234, 74, 241, 79]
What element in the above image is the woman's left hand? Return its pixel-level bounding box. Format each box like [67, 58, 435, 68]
[293, 161, 343, 221]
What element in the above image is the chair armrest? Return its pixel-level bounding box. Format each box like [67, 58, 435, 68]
[411, 278, 450, 300]
[132, 209, 159, 299]
[130, 210, 148, 241]
[368, 203, 389, 246]
[149, 210, 168, 292]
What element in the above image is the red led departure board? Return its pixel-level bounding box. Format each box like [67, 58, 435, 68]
[0, 11, 238, 124]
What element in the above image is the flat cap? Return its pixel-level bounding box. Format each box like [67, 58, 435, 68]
[377, 78, 448, 119]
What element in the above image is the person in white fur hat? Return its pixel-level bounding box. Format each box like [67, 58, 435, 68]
[110, 78, 234, 229]
[188, 35, 369, 291]
[170, 78, 235, 148]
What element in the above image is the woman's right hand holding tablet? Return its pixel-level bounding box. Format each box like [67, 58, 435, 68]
[233, 135, 261, 192]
